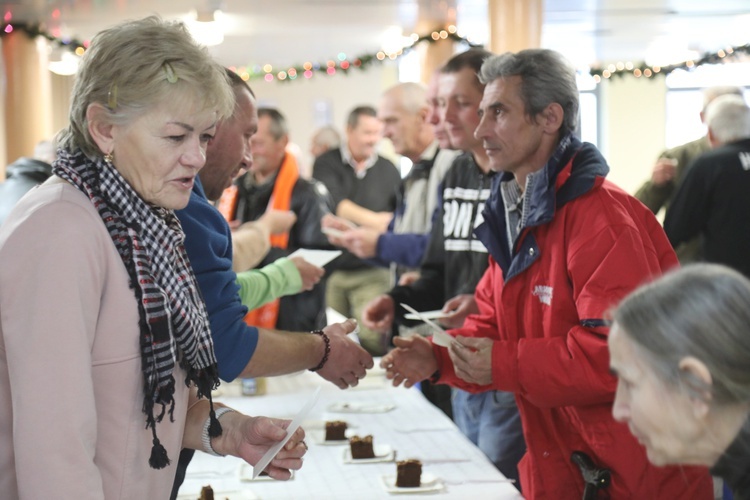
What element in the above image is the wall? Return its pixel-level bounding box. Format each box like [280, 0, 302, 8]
[599, 75, 668, 196]
[2, 48, 682, 196]
[250, 62, 400, 177]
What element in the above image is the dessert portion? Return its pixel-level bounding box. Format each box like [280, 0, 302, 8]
[349, 434, 375, 459]
[395, 459, 422, 487]
[325, 420, 348, 441]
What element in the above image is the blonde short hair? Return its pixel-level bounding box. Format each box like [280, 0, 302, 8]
[59, 16, 234, 158]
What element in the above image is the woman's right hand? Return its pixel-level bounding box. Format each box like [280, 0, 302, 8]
[216, 412, 306, 480]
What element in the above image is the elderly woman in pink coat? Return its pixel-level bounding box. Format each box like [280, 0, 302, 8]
[0, 16, 305, 499]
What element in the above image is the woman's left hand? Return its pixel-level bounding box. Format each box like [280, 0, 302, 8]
[217, 413, 307, 479]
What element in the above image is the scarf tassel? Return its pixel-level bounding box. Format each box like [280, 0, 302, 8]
[208, 402, 223, 438]
[149, 427, 171, 469]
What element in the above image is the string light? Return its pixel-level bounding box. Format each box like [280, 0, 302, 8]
[1, 20, 746, 85]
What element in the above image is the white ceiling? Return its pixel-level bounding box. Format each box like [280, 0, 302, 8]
[3, 0, 750, 72]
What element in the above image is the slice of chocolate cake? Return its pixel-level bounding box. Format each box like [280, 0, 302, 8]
[396, 459, 422, 487]
[349, 434, 375, 459]
[198, 485, 214, 500]
[325, 420, 348, 441]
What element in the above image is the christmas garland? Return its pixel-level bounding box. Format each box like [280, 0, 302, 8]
[2, 20, 748, 84]
[588, 43, 750, 83]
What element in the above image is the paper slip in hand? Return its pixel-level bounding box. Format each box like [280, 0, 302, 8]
[252, 386, 321, 479]
[288, 248, 342, 267]
[404, 309, 447, 321]
[328, 214, 357, 229]
[322, 227, 346, 238]
[400, 303, 457, 348]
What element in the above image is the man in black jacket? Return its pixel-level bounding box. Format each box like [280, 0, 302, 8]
[313, 106, 401, 355]
[232, 107, 334, 332]
[665, 93, 750, 278]
[362, 49, 526, 487]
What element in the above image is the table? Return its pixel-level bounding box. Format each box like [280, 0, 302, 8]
[180, 365, 524, 499]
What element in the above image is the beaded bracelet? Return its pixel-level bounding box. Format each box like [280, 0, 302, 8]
[309, 329, 331, 372]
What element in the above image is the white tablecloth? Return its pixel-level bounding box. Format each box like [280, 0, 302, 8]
[180, 365, 524, 500]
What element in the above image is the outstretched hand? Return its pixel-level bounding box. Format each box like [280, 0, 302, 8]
[362, 294, 395, 334]
[289, 256, 324, 291]
[317, 319, 374, 389]
[439, 294, 479, 329]
[380, 335, 437, 388]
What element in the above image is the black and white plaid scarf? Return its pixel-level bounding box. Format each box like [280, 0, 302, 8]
[53, 148, 222, 469]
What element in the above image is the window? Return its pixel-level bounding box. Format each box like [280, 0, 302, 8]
[665, 63, 750, 148]
[577, 72, 599, 146]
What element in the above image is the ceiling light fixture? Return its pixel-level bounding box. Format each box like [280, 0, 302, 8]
[48, 50, 80, 76]
[186, 8, 225, 47]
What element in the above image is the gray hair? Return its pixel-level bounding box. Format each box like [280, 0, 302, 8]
[702, 85, 744, 111]
[704, 94, 750, 145]
[312, 125, 341, 150]
[479, 49, 579, 138]
[59, 16, 234, 159]
[257, 108, 288, 140]
[613, 264, 750, 406]
[383, 82, 428, 115]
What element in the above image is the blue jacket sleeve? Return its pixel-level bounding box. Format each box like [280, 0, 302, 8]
[375, 232, 430, 268]
[176, 188, 259, 382]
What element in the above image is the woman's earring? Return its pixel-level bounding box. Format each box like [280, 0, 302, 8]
[104, 153, 114, 165]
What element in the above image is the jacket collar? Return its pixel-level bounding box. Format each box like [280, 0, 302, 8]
[710, 415, 750, 496]
[474, 134, 610, 279]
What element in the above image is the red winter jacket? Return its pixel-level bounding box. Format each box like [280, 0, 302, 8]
[434, 137, 713, 499]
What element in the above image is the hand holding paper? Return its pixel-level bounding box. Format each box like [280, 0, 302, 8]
[252, 387, 321, 479]
[288, 248, 341, 268]
[399, 303, 459, 348]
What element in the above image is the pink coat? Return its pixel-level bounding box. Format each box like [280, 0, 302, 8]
[0, 179, 193, 499]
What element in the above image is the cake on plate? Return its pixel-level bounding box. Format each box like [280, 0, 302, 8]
[396, 459, 422, 487]
[198, 485, 214, 500]
[325, 420, 348, 441]
[349, 434, 375, 459]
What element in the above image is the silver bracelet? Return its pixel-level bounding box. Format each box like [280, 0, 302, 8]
[202, 407, 236, 457]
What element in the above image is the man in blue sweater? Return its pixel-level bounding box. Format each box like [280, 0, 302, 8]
[171, 70, 373, 499]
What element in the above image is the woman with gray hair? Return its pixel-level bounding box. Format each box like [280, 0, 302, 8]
[0, 16, 305, 498]
[609, 264, 750, 498]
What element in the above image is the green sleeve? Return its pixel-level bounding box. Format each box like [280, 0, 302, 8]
[235, 257, 303, 310]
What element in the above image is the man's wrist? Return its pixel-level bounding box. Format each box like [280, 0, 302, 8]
[309, 330, 331, 372]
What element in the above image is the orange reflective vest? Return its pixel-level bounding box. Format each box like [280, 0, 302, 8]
[243, 153, 299, 328]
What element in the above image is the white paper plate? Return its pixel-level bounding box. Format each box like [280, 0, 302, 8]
[381, 473, 444, 494]
[343, 444, 395, 464]
[328, 401, 395, 413]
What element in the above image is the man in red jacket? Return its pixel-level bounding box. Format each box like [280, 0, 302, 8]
[381, 49, 713, 498]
